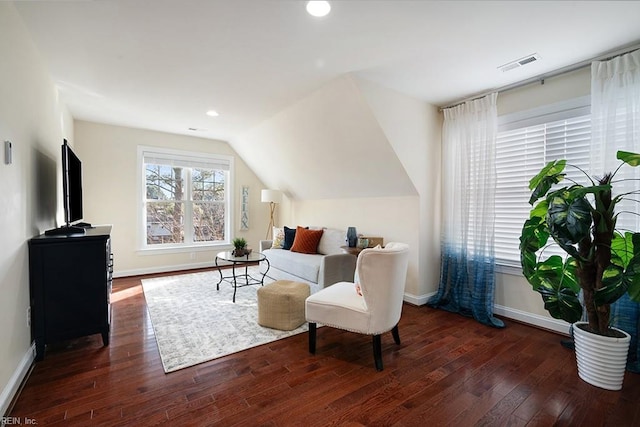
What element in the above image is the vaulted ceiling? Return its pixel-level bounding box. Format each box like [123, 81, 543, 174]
[14, 1, 640, 142]
[12, 1, 640, 200]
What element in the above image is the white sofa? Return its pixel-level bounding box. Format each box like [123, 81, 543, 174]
[259, 228, 356, 287]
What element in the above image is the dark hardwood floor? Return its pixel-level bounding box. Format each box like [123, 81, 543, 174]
[9, 270, 640, 426]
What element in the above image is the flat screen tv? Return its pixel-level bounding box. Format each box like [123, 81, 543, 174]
[62, 139, 83, 226]
[45, 139, 89, 235]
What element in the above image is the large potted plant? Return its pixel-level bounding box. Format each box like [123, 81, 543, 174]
[519, 150, 640, 390]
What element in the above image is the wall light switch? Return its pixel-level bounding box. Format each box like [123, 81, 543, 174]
[4, 140, 12, 165]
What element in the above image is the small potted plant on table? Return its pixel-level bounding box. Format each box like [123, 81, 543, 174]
[232, 237, 250, 257]
[519, 150, 640, 390]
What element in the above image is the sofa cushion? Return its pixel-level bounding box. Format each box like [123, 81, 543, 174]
[317, 228, 346, 255]
[291, 227, 324, 254]
[263, 248, 322, 283]
[283, 226, 297, 250]
[272, 227, 285, 249]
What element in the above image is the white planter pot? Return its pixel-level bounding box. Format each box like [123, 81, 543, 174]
[573, 321, 631, 391]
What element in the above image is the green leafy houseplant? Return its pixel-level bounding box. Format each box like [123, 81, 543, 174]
[519, 150, 640, 337]
[232, 237, 247, 256]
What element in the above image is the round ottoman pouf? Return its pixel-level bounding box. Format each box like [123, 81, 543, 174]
[257, 280, 310, 330]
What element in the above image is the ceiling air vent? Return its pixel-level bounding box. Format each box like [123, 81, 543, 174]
[498, 53, 541, 72]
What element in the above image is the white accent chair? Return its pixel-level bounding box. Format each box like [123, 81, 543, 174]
[305, 242, 410, 371]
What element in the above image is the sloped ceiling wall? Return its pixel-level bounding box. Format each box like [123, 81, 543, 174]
[232, 74, 417, 201]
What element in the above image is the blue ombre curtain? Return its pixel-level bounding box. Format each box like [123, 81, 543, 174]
[591, 50, 640, 372]
[427, 93, 504, 328]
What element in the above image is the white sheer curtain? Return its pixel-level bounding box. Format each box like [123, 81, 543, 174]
[590, 49, 640, 372]
[428, 92, 503, 328]
[591, 49, 640, 175]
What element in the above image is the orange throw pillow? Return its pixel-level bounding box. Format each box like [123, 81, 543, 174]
[290, 226, 324, 254]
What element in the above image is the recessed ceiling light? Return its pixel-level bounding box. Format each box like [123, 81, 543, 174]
[306, 1, 331, 17]
[206, 110, 219, 117]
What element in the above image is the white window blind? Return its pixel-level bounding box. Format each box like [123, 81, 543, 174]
[495, 95, 638, 270]
[495, 114, 592, 266]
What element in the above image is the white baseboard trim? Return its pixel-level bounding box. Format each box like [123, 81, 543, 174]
[1, 343, 35, 417]
[114, 261, 215, 278]
[401, 293, 571, 336]
[403, 291, 435, 306]
[493, 304, 571, 335]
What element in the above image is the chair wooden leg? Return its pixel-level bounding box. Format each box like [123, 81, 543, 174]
[373, 334, 383, 371]
[309, 322, 316, 354]
[392, 324, 400, 345]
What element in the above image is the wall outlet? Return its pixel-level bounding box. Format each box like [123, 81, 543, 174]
[190, 252, 196, 260]
[27, 306, 31, 328]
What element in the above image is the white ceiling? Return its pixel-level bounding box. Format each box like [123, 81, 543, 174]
[13, 1, 640, 143]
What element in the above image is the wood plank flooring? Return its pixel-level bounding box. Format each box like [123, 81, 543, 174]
[9, 270, 640, 426]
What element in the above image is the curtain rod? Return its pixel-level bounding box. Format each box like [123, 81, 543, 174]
[439, 42, 640, 112]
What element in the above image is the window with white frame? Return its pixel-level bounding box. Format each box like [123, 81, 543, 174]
[495, 98, 591, 267]
[495, 96, 639, 269]
[139, 147, 232, 249]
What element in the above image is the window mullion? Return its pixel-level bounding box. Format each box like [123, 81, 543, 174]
[183, 168, 194, 244]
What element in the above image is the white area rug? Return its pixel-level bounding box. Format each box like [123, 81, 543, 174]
[141, 268, 319, 373]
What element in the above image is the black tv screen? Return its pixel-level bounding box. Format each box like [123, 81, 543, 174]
[62, 139, 83, 225]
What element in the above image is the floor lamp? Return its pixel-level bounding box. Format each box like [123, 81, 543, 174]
[261, 189, 282, 240]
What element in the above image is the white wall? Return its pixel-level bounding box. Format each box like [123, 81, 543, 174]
[282, 196, 421, 300]
[74, 121, 269, 276]
[493, 67, 591, 333]
[235, 74, 442, 301]
[0, 2, 73, 415]
[354, 78, 442, 301]
[233, 75, 418, 201]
